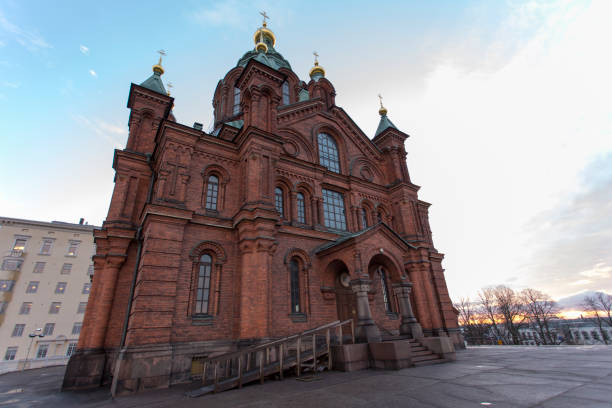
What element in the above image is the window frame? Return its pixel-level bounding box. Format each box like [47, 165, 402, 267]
[12, 324, 25, 337]
[43, 323, 55, 336]
[39, 239, 53, 255]
[317, 133, 341, 173]
[194, 254, 213, 316]
[61, 263, 72, 275]
[296, 192, 306, 224]
[282, 81, 290, 105]
[4, 347, 17, 361]
[19, 302, 32, 315]
[33, 262, 46, 274]
[321, 188, 347, 231]
[49, 302, 61, 314]
[205, 174, 220, 211]
[232, 86, 241, 115]
[72, 322, 82, 335]
[289, 258, 301, 314]
[275, 187, 285, 217]
[36, 344, 48, 359]
[26, 281, 39, 294]
[55, 282, 67, 294]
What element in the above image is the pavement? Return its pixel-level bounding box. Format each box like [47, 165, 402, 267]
[1, 345, 611, 407]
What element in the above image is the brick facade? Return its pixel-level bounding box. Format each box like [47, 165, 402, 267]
[63, 24, 460, 394]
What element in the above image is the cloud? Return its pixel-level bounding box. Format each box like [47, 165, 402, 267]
[0, 11, 51, 51]
[89, 69, 97, 78]
[2, 81, 20, 88]
[580, 263, 612, 279]
[79, 45, 89, 55]
[71, 115, 126, 148]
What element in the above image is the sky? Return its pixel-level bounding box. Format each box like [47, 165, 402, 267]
[0, 0, 610, 302]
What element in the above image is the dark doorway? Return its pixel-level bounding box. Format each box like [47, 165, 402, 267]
[334, 266, 356, 323]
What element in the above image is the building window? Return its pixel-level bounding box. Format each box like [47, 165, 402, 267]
[87, 265, 94, 277]
[1, 259, 22, 271]
[195, 254, 212, 315]
[66, 343, 77, 357]
[61, 263, 72, 275]
[43, 323, 55, 336]
[77, 302, 87, 314]
[40, 239, 53, 255]
[232, 86, 240, 115]
[36, 344, 48, 359]
[289, 258, 301, 313]
[33, 262, 45, 274]
[82, 283, 91, 294]
[4, 347, 17, 361]
[582, 331, 589, 340]
[282, 81, 290, 105]
[0, 280, 15, 292]
[26, 281, 39, 294]
[322, 189, 347, 230]
[12, 238, 27, 252]
[49, 302, 61, 314]
[377, 211, 383, 223]
[379, 267, 393, 313]
[66, 241, 79, 256]
[361, 208, 369, 229]
[592, 331, 600, 340]
[0, 301, 7, 314]
[275, 187, 284, 216]
[12, 324, 25, 337]
[55, 282, 67, 294]
[205, 175, 219, 210]
[296, 193, 306, 223]
[20, 302, 32, 315]
[72, 322, 82, 335]
[317, 133, 340, 173]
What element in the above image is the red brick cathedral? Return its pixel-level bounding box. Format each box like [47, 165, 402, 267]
[64, 20, 461, 393]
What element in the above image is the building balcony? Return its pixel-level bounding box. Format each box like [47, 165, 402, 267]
[3, 249, 25, 259]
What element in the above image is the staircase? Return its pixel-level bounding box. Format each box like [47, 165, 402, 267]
[407, 339, 448, 366]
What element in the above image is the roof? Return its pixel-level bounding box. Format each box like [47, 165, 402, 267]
[237, 47, 291, 71]
[374, 114, 398, 137]
[314, 222, 416, 254]
[139, 71, 167, 95]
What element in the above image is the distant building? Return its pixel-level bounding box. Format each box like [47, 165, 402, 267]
[519, 318, 612, 346]
[0, 216, 96, 373]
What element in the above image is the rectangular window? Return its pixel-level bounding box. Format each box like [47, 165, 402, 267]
[77, 302, 87, 314]
[232, 87, 240, 115]
[61, 263, 72, 275]
[72, 322, 82, 335]
[4, 347, 17, 361]
[282, 81, 290, 105]
[40, 239, 53, 255]
[26, 281, 39, 294]
[43, 323, 55, 336]
[66, 241, 79, 257]
[49, 302, 61, 314]
[20, 302, 32, 315]
[87, 264, 94, 277]
[1, 259, 22, 271]
[82, 283, 91, 294]
[66, 343, 77, 357]
[296, 193, 305, 224]
[12, 324, 25, 337]
[0, 280, 15, 292]
[33, 262, 46, 274]
[0, 301, 7, 314]
[12, 238, 27, 252]
[36, 344, 48, 359]
[55, 282, 67, 294]
[322, 189, 347, 230]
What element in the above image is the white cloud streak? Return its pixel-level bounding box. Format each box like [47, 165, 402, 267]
[0, 11, 51, 51]
[80, 44, 89, 55]
[72, 115, 126, 148]
[89, 69, 97, 78]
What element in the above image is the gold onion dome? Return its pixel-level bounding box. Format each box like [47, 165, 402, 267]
[378, 94, 387, 116]
[253, 21, 276, 53]
[309, 51, 325, 79]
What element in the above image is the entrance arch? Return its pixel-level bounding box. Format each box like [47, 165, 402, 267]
[324, 260, 357, 323]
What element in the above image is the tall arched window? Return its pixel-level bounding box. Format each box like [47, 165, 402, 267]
[232, 87, 240, 115]
[205, 175, 219, 210]
[317, 133, 340, 173]
[290, 258, 300, 313]
[296, 192, 305, 223]
[275, 187, 284, 216]
[379, 267, 392, 313]
[195, 254, 212, 314]
[282, 81, 290, 105]
[361, 208, 369, 229]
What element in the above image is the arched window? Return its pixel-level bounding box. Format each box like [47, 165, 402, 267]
[205, 175, 219, 210]
[275, 187, 284, 216]
[377, 211, 383, 223]
[296, 192, 305, 223]
[361, 208, 369, 229]
[282, 81, 290, 105]
[379, 267, 392, 313]
[195, 254, 212, 314]
[290, 258, 300, 313]
[232, 87, 240, 115]
[317, 133, 340, 173]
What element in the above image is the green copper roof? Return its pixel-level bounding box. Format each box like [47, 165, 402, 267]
[140, 71, 166, 95]
[298, 89, 309, 102]
[374, 114, 398, 137]
[237, 38, 291, 71]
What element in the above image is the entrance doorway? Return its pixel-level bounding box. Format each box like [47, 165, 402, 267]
[335, 267, 357, 323]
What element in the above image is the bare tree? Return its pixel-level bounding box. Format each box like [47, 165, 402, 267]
[493, 286, 526, 345]
[583, 293, 612, 345]
[455, 297, 491, 345]
[521, 288, 560, 345]
[478, 287, 506, 344]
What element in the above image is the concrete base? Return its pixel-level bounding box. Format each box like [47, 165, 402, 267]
[368, 340, 413, 370]
[331, 343, 370, 371]
[418, 336, 456, 360]
[110, 344, 174, 395]
[448, 330, 466, 350]
[62, 349, 106, 390]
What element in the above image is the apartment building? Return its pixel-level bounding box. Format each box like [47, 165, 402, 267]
[0, 216, 96, 373]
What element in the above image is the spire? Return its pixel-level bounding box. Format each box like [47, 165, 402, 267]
[140, 50, 167, 95]
[309, 51, 325, 81]
[374, 94, 398, 137]
[253, 11, 276, 52]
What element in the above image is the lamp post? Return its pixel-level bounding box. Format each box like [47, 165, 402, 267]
[23, 328, 45, 371]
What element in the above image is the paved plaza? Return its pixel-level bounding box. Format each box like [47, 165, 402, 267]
[1, 345, 611, 407]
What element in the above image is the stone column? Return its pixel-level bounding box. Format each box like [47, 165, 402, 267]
[350, 277, 381, 343]
[310, 197, 318, 225]
[290, 191, 298, 223]
[418, 263, 446, 336]
[392, 278, 423, 339]
[406, 263, 433, 335]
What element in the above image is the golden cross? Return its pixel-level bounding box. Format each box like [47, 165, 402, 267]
[260, 11, 269, 25]
[167, 82, 173, 96]
[157, 49, 166, 65]
[313, 51, 319, 64]
[378, 93, 384, 108]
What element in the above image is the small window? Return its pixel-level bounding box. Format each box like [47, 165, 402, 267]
[77, 302, 87, 314]
[87, 265, 94, 277]
[43, 323, 55, 336]
[582, 331, 589, 340]
[72, 322, 82, 335]
[290, 258, 300, 313]
[33, 262, 45, 274]
[61, 263, 72, 275]
[40, 239, 53, 255]
[205, 175, 219, 211]
[49, 302, 61, 314]
[4, 347, 17, 361]
[1, 259, 22, 271]
[12, 324, 25, 337]
[379, 267, 392, 313]
[0, 280, 15, 292]
[66, 241, 79, 256]
[282, 81, 290, 105]
[322, 189, 347, 230]
[82, 283, 91, 294]
[296, 193, 305, 223]
[377, 212, 383, 223]
[20, 302, 32, 315]
[592, 331, 600, 340]
[66, 343, 77, 357]
[232, 87, 241, 115]
[275, 187, 284, 216]
[317, 133, 340, 173]
[195, 254, 212, 315]
[26, 281, 39, 294]
[361, 208, 369, 229]
[12, 238, 27, 252]
[36, 344, 48, 359]
[0, 301, 7, 314]
[55, 282, 67, 294]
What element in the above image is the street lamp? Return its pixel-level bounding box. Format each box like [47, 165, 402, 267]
[23, 328, 45, 371]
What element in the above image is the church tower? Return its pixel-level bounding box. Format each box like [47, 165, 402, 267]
[63, 16, 461, 394]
